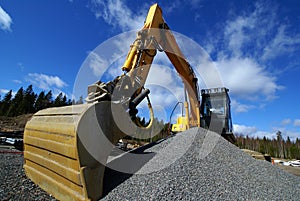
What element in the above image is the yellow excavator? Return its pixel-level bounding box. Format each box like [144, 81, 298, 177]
[23, 4, 234, 201]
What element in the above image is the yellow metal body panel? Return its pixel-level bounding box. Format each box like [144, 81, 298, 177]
[171, 116, 189, 133]
[24, 104, 89, 201]
[24, 102, 142, 200]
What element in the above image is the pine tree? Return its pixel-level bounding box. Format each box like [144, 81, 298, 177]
[296, 138, 300, 149]
[290, 145, 300, 159]
[45, 90, 53, 108]
[276, 131, 283, 158]
[75, 96, 84, 104]
[7, 87, 24, 116]
[0, 90, 12, 116]
[235, 133, 300, 159]
[286, 136, 291, 159]
[23, 85, 37, 114]
[53, 92, 63, 107]
[0, 94, 1, 104]
[35, 91, 46, 111]
[53, 92, 69, 107]
[66, 98, 72, 105]
[62, 95, 67, 105]
[0, 86, 73, 115]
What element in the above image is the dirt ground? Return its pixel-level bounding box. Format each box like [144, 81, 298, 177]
[242, 149, 300, 177]
[275, 164, 300, 177]
[0, 114, 32, 132]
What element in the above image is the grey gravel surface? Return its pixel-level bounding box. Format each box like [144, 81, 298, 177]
[0, 149, 55, 200]
[102, 128, 300, 200]
[1, 128, 300, 200]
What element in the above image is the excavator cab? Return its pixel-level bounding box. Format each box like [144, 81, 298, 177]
[200, 87, 235, 143]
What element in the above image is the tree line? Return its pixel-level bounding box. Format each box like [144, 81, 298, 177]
[0, 85, 84, 117]
[235, 131, 300, 160]
[2, 85, 299, 159]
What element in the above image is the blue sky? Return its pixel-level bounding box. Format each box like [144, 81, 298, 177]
[0, 0, 300, 140]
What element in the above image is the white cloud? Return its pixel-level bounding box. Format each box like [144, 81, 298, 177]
[203, 1, 288, 107]
[88, 51, 110, 78]
[294, 119, 300, 127]
[228, 2, 299, 60]
[222, 1, 278, 59]
[146, 62, 179, 88]
[12, 79, 22, 84]
[222, 1, 300, 63]
[272, 126, 300, 141]
[262, 25, 300, 61]
[0, 89, 9, 94]
[281, 118, 291, 126]
[145, 63, 184, 108]
[0, 6, 12, 31]
[233, 124, 277, 140]
[254, 131, 278, 140]
[285, 131, 300, 141]
[216, 57, 282, 100]
[51, 89, 69, 100]
[233, 124, 257, 136]
[84, 31, 137, 80]
[27, 73, 67, 90]
[90, 0, 146, 31]
[0, 89, 16, 97]
[145, 85, 181, 108]
[231, 99, 255, 113]
[90, 0, 204, 32]
[163, 0, 180, 14]
[234, 123, 300, 141]
[224, 16, 252, 57]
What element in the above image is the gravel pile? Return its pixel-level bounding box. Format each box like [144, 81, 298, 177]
[102, 128, 300, 200]
[1, 128, 299, 200]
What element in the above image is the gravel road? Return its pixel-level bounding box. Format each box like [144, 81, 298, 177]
[1, 128, 300, 200]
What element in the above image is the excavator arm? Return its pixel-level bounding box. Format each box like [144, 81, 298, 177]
[121, 4, 200, 128]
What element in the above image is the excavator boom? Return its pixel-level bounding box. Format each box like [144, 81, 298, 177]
[122, 4, 200, 127]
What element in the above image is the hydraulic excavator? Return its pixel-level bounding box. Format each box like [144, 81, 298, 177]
[23, 4, 235, 201]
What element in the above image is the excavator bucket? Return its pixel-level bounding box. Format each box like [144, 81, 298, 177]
[23, 101, 136, 201]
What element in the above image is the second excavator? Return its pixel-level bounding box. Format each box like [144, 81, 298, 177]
[23, 4, 235, 201]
